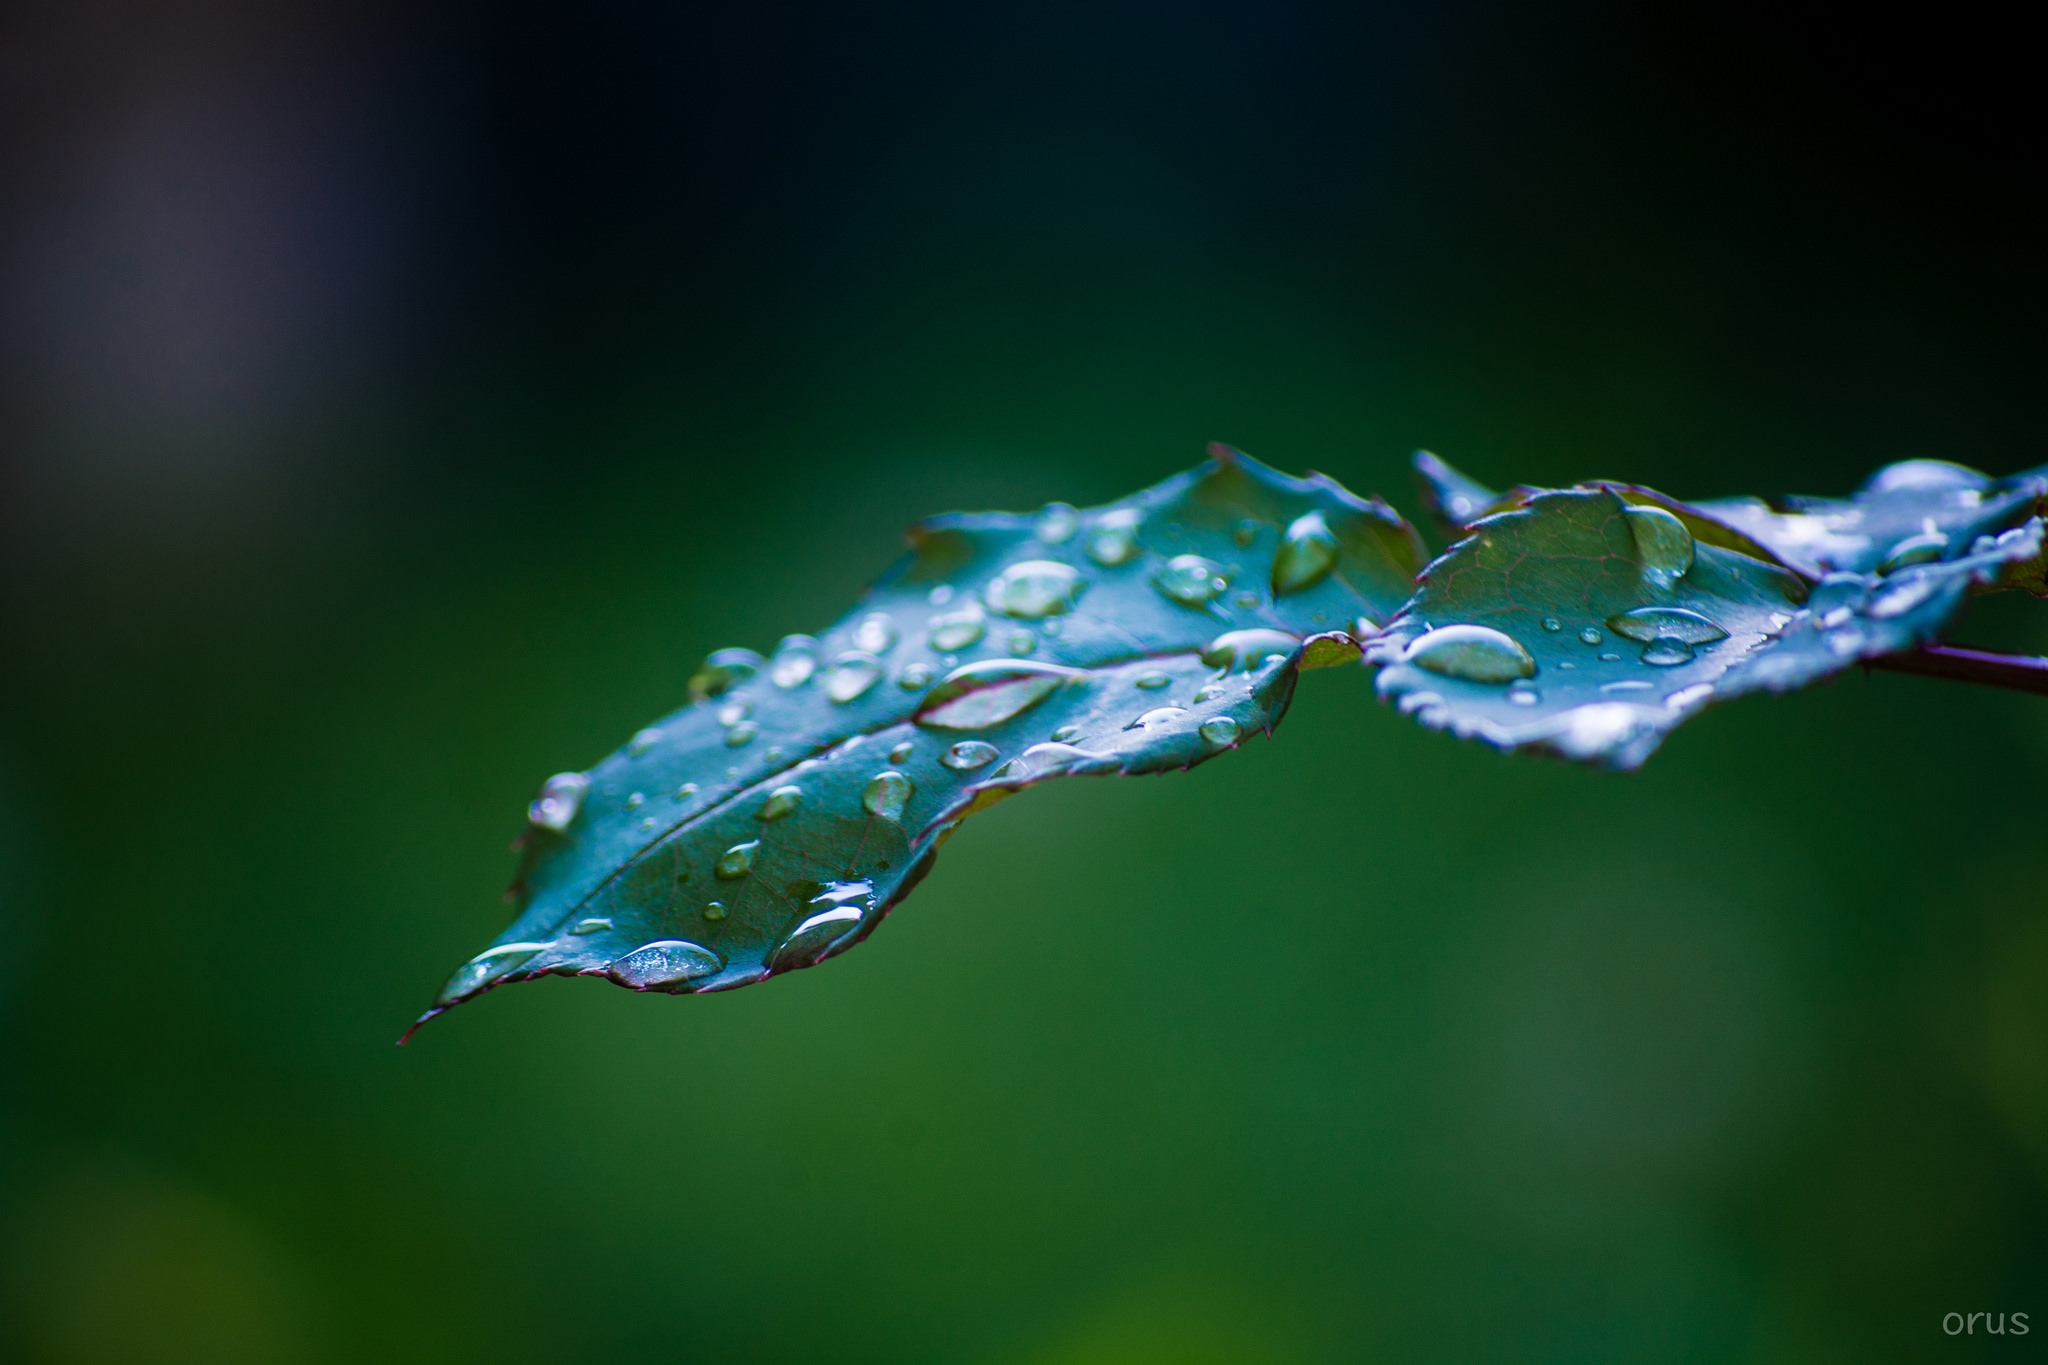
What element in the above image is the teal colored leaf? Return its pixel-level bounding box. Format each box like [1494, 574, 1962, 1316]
[412, 447, 1424, 1034]
[1367, 487, 2045, 768]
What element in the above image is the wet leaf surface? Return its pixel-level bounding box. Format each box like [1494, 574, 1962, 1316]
[414, 448, 1423, 1032]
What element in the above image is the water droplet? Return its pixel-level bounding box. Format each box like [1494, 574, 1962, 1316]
[717, 698, 751, 726]
[888, 741, 915, 763]
[1041, 618, 1062, 637]
[1604, 607, 1729, 645]
[824, 651, 884, 703]
[675, 782, 698, 799]
[1008, 630, 1036, 655]
[897, 662, 933, 690]
[703, 901, 726, 920]
[764, 746, 783, 762]
[529, 772, 589, 831]
[928, 606, 987, 651]
[1556, 661, 1576, 670]
[627, 728, 663, 755]
[1192, 682, 1226, 702]
[608, 940, 723, 990]
[927, 584, 954, 605]
[1272, 511, 1339, 596]
[1403, 625, 1536, 683]
[724, 720, 758, 747]
[1865, 459, 1987, 494]
[1507, 686, 1540, 706]
[986, 560, 1085, 618]
[1623, 505, 1695, 586]
[1541, 617, 1562, 632]
[1640, 637, 1694, 666]
[1128, 706, 1188, 729]
[571, 917, 612, 934]
[1600, 679, 1655, 693]
[625, 792, 644, 808]
[438, 942, 550, 1003]
[1050, 724, 1082, 742]
[639, 817, 657, 831]
[1877, 530, 1948, 574]
[1233, 518, 1260, 547]
[850, 613, 899, 655]
[1037, 502, 1079, 544]
[768, 882, 875, 971]
[715, 840, 760, 879]
[1234, 591, 1262, 609]
[1134, 671, 1171, 690]
[1598, 652, 1621, 662]
[863, 770, 914, 821]
[1198, 716, 1240, 746]
[769, 635, 819, 688]
[1868, 573, 1938, 619]
[1154, 554, 1229, 606]
[941, 740, 1000, 770]
[756, 785, 803, 820]
[915, 659, 1084, 729]
[1766, 613, 1792, 633]
[1086, 509, 1142, 566]
[689, 648, 764, 702]
[1579, 627, 1603, 645]
[1200, 627, 1300, 672]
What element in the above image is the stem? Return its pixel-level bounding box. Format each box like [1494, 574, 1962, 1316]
[1868, 644, 2048, 697]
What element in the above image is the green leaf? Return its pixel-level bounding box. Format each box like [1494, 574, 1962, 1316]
[412, 447, 1424, 1033]
[1367, 487, 2045, 768]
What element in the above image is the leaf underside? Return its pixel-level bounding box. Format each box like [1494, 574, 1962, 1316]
[413, 447, 1424, 1031]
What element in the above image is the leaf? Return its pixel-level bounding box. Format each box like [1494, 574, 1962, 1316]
[1366, 487, 2046, 768]
[1412, 448, 1514, 534]
[411, 447, 1425, 1034]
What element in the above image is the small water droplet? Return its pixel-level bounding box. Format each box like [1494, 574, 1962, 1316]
[439, 942, 550, 1002]
[1086, 509, 1142, 566]
[1605, 607, 1729, 645]
[1272, 511, 1339, 596]
[1580, 627, 1603, 645]
[1623, 505, 1695, 586]
[627, 728, 663, 755]
[715, 840, 760, 879]
[768, 882, 875, 971]
[1128, 706, 1188, 729]
[898, 662, 933, 689]
[1234, 591, 1261, 609]
[1766, 613, 1792, 633]
[1037, 502, 1079, 544]
[1008, 630, 1036, 655]
[608, 939, 723, 990]
[888, 740, 915, 763]
[824, 651, 885, 703]
[571, 917, 612, 934]
[1233, 518, 1260, 547]
[703, 901, 726, 920]
[927, 584, 954, 605]
[1556, 660, 1577, 670]
[1192, 682, 1226, 702]
[756, 785, 803, 820]
[1640, 636, 1695, 666]
[717, 698, 751, 726]
[1601, 679, 1655, 693]
[689, 648, 764, 702]
[928, 606, 987, 651]
[763, 746, 783, 762]
[986, 560, 1085, 618]
[1050, 724, 1082, 742]
[850, 613, 899, 655]
[639, 817, 657, 830]
[624, 791, 645, 809]
[1041, 618, 1062, 637]
[529, 772, 589, 831]
[1134, 671, 1171, 690]
[1877, 530, 1948, 574]
[1198, 716, 1240, 746]
[1403, 625, 1536, 683]
[1200, 627, 1300, 673]
[941, 740, 1000, 770]
[1154, 554, 1229, 606]
[1507, 686, 1540, 706]
[1541, 618, 1562, 632]
[863, 770, 914, 821]
[675, 782, 698, 799]
[1868, 573, 1938, 619]
[915, 659, 1084, 729]
[1598, 652, 1622, 662]
[769, 635, 819, 688]
[724, 720, 758, 747]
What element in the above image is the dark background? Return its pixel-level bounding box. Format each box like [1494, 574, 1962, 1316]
[2, 3, 2044, 1361]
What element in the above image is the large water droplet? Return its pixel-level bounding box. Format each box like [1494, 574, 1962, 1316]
[627, 728, 663, 756]
[715, 840, 760, 879]
[898, 661, 934, 689]
[1037, 502, 1079, 544]
[756, 785, 803, 820]
[1200, 628, 1300, 672]
[1134, 671, 1171, 690]
[1128, 706, 1188, 729]
[941, 740, 1000, 770]
[768, 882, 874, 972]
[724, 720, 758, 748]
[1579, 627, 1603, 646]
[1086, 509, 1143, 566]
[769, 635, 819, 688]
[1198, 716, 1240, 746]
[572, 917, 613, 934]
[1604, 607, 1729, 645]
[1153, 554, 1229, 607]
[887, 740, 915, 763]
[928, 606, 987, 651]
[1865, 459, 1987, 494]
[824, 651, 884, 703]
[1623, 505, 1695, 586]
[850, 613, 899, 655]
[1272, 511, 1339, 595]
[689, 647, 764, 702]
[986, 560, 1085, 618]
[1403, 625, 1536, 683]
[1877, 530, 1948, 574]
[529, 772, 589, 831]
[863, 770, 914, 821]
[1640, 637, 1695, 666]
[438, 942, 549, 1003]
[915, 659, 1084, 729]
[608, 940, 723, 990]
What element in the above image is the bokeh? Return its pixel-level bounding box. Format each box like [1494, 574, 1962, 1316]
[2, 3, 2043, 1361]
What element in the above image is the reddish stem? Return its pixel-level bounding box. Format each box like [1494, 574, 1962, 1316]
[1869, 644, 2048, 697]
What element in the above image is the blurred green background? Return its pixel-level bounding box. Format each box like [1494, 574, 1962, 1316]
[2, 3, 2044, 1361]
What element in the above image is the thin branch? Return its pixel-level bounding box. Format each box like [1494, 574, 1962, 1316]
[1869, 644, 2048, 697]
